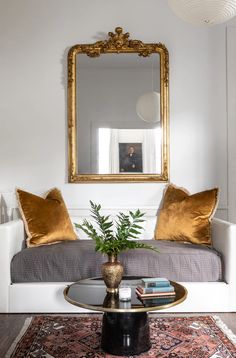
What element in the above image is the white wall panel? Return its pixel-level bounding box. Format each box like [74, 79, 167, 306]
[227, 26, 236, 223]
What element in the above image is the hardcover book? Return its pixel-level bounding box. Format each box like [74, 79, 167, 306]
[135, 289, 176, 299]
[141, 278, 170, 288]
[137, 285, 174, 294]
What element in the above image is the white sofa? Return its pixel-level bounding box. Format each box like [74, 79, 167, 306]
[0, 211, 236, 313]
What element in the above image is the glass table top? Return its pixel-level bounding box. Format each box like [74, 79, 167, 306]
[64, 277, 187, 313]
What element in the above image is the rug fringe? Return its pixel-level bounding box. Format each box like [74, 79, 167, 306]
[213, 315, 236, 345]
[5, 317, 32, 358]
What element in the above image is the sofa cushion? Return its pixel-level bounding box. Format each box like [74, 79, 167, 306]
[16, 188, 77, 247]
[155, 184, 219, 245]
[11, 240, 222, 283]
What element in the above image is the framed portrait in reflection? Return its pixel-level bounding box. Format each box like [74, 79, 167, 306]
[119, 143, 143, 173]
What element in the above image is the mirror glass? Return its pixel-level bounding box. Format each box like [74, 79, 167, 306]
[77, 53, 161, 174]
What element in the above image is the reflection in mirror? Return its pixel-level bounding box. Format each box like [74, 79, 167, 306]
[77, 54, 161, 175]
[98, 128, 162, 174]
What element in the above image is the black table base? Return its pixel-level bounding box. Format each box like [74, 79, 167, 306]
[101, 312, 151, 356]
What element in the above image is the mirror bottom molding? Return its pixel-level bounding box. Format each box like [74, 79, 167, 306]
[69, 173, 169, 183]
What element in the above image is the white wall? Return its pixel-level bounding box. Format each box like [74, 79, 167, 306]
[227, 27, 236, 222]
[0, 0, 231, 218]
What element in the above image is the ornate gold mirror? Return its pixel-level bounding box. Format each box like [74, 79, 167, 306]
[68, 27, 169, 182]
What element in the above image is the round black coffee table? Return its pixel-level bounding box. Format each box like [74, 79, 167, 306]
[64, 277, 187, 356]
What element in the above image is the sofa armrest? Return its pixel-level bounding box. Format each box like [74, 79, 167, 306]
[212, 218, 236, 285]
[0, 219, 25, 312]
[212, 218, 236, 310]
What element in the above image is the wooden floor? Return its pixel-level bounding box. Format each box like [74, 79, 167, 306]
[0, 313, 236, 356]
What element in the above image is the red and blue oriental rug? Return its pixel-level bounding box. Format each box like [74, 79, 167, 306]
[6, 315, 236, 357]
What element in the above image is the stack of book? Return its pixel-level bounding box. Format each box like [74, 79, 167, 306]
[136, 278, 176, 306]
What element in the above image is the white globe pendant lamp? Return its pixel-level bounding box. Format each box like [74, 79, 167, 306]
[136, 91, 160, 123]
[167, 0, 236, 25]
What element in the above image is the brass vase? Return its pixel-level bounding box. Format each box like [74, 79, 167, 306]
[101, 254, 124, 293]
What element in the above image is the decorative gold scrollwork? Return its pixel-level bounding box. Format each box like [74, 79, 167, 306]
[77, 27, 168, 61]
[106, 27, 130, 50]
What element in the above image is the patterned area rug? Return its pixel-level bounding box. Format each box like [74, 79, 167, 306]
[6, 315, 236, 358]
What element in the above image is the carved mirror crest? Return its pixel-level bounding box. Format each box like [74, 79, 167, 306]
[68, 27, 169, 182]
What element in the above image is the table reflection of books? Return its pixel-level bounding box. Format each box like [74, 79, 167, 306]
[140, 296, 176, 307]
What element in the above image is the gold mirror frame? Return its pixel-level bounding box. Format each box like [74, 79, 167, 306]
[68, 27, 169, 183]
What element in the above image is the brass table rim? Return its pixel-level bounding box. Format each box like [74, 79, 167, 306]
[63, 279, 188, 313]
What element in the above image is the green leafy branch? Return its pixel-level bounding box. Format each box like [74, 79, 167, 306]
[75, 201, 159, 256]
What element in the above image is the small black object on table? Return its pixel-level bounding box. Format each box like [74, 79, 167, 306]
[64, 276, 187, 356]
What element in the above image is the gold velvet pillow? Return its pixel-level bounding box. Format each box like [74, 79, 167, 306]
[155, 184, 219, 245]
[17, 188, 77, 247]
